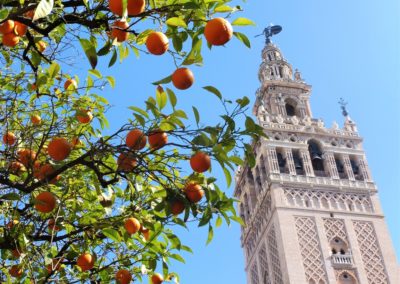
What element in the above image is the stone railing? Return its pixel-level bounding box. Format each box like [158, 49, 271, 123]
[269, 173, 376, 191]
[331, 254, 353, 267]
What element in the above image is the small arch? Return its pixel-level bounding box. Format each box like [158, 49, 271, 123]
[330, 237, 349, 255]
[337, 271, 357, 284]
[284, 98, 298, 117]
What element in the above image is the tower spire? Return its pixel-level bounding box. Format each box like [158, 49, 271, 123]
[256, 24, 283, 44]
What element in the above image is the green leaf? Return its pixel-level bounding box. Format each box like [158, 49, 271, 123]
[33, 0, 54, 21]
[230, 215, 245, 226]
[215, 216, 222, 228]
[182, 38, 203, 66]
[109, 49, 117, 67]
[192, 106, 200, 125]
[97, 41, 112, 56]
[47, 62, 60, 78]
[152, 75, 172, 85]
[202, 86, 222, 100]
[102, 228, 121, 242]
[0, 193, 20, 201]
[0, 9, 9, 21]
[170, 253, 185, 263]
[245, 116, 256, 131]
[215, 5, 234, 12]
[236, 96, 250, 107]
[156, 88, 168, 110]
[223, 167, 232, 187]
[233, 31, 251, 48]
[166, 88, 177, 108]
[88, 69, 102, 78]
[166, 17, 187, 28]
[231, 17, 256, 26]
[80, 38, 98, 69]
[128, 106, 149, 118]
[206, 225, 214, 245]
[106, 76, 115, 88]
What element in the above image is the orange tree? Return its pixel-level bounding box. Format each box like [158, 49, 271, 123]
[0, 0, 263, 283]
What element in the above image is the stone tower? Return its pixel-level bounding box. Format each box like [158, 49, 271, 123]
[234, 33, 399, 284]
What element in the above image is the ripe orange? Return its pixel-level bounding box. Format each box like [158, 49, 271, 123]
[46, 258, 63, 273]
[9, 161, 26, 175]
[47, 137, 72, 161]
[116, 269, 132, 284]
[64, 78, 77, 90]
[146, 31, 169, 55]
[48, 218, 60, 232]
[172, 68, 194, 90]
[9, 265, 23, 278]
[124, 217, 141, 235]
[2, 32, 20, 47]
[140, 226, 150, 241]
[31, 114, 41, 125]
[109, 0, 145, 16]
[3, 131, 16, 145]
[11, 249, 22, 258]
[151, 273, 164, 284]
[34, 163, 60, 184]
[204, 17, 233, 46]
[170, 200, 185, 215]
[35, 191, 56, 213]
[126, 129, 147, 150]
[76, 109, 93, 124]
[148, 130, 167, 149]
[14, 21, 27, 36]
[117, 153, 137, 172]
[111, 20, 129, 42]
[24, 10, 35, 19]
[184, 182, 204, 203]
[17, 149, 37, 167]
[0, 20, 15, 34]
[77, 253, 95, 271]
[37, 41, 46, 53]
[190, 151, 211, 173]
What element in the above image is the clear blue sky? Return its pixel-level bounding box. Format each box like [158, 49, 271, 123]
[68, 0, 400, 282]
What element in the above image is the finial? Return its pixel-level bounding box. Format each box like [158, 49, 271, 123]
[338, 98, 349, 117]
[255, 24, 282, 44]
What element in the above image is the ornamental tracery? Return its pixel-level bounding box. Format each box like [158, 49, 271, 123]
[267, 225, 283, 284]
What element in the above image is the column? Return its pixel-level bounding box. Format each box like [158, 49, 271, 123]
[342, 154, 355, 180]
[267, 147, 280, 174]
[300, 149, 314, 176]
[284, 148, 296, 175]
[324, 151, 339, 179]
[357, 156, 371, 181]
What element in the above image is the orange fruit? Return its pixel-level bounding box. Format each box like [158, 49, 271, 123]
[0, 20, 15, 34]
[126, 129, 147, 150]
[204, 17, 233, 46]
[148, 130, 167, 149]
[30, 83, 37, 91]
[2, 32, 20, 47]
[117, 153, 137, 172]
[14, 21, 27, 36]
[3, 131, 16, 145]
[71, 137, 81, 147]
[34, 191, 56, 213]
[140, 226, 150, 241]
[9, 161, 26, 175]
[46, 258, 63, 273]
[11, 249, 22, 258]
[184, 182, 204, 203]
[17, 149, 36, 167]
[76, 109, 93, 124]
[34, 163, 60, 184]
[24, 10, 35, 19]
[170, 200, 185, 215]
[109, 0, 145, 16]
[9, 265, 23, 278]
[77, 253, 95, 271]
[172, 68, 194, 90]
[37, 41, 46, 53]
[124, 217, 141, 235]
[31, 115, 41, 125]
[48, 218, 60, 232]
[47, 137, 72, 161]
[111, 20, 129, 42]
[146, 32, 169, 55]
[190, 151, 211, 173]
[64, 78, 77, 90]
[151, 273, 164, 284]
[116, 269, 132, 284]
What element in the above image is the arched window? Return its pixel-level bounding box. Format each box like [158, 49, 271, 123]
[338, 272, 357, 284]
[330, 237, 349, 255]
[308, 140, 325, 174]
[293, 150, 304, 175]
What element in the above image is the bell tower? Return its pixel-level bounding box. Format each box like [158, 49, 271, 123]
[234, 26, 399, 284]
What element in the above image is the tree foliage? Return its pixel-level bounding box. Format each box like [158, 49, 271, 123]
[0, 0, 262, 282]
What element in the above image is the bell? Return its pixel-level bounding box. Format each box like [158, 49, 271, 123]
[311, 152, 322, 161]
[277, 153, 286, 167]
[294, 157, 303, 169]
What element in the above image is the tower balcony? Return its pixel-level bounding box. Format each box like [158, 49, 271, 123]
[268, 172, 376, 191]
[331, 254, 354, 268]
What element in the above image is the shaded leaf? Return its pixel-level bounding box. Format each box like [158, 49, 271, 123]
[80, 38, 98, 69]
[203, 86, 222, 100]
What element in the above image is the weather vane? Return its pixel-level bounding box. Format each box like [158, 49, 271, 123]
[255, 24, 282, 44]
[338, 98, 349, 117]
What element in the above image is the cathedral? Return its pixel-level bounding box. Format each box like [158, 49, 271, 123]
[234, 27, 399, 284]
